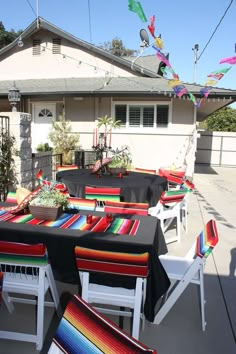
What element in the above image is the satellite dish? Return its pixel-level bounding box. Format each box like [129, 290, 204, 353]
[139, 29, 149, 47]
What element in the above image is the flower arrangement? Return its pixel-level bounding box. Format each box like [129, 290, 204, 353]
[29, 183, 69, 209]
[108, 145, 132, 169]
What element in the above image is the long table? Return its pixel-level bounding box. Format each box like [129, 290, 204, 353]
[0, 206, 170, 322]
[57, 169, 167, 207]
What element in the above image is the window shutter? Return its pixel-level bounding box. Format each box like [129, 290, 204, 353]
[52, 38, 61, 54]
[32, 39, 41, 55]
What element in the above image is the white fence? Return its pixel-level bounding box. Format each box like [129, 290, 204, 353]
[196, 131, 236, 167]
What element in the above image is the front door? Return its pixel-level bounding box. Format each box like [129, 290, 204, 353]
[32, 103, 56, 152]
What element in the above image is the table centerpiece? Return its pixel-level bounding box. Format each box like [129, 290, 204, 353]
[29, 183, 69, 221]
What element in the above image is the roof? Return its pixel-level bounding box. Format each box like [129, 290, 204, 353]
[0, 77, 236, 100]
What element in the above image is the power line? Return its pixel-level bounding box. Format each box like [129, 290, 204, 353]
[25, 0, 37, 17]
[198, 0, 234, 61]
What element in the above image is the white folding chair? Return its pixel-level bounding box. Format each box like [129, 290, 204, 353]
[154, 219, 218, 330]
[74, 246, 149, 340]
[149, 190, 189, 243]
[0, 241, 61, 351]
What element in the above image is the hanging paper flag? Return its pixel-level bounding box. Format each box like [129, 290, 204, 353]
[161, 66, 179, 80]
[153, 46, 171, 67]
[155, 36, 163, 49]
[188, 92, 197, 105]
[172, 85, 188, 97]
[219, 56, 236, 65]
[200, 87, 212, 98]
[203, 79, 218, 86]
[168, 79, 182, 88]
[148, 15, 156, 37]
[207, 67, 231, 80]
[128, 0, 147, 22]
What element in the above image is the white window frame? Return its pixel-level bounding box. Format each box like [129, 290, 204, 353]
[112, 101, 172, 129]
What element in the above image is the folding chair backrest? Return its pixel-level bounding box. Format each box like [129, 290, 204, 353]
[75, 246, 149, 278]
[0, 241, 48, 267]
[67, 197, 96, 211]
[104, 201, 149, 216]
[56, 165, 78, 172]
[135, 167, 156, 175]
[49, 294, 157, 354]
[85, 186, 121, 202]
[160, 190, 188, 205]
[196, 219, 219, 259]
[5, 191, 17, 203]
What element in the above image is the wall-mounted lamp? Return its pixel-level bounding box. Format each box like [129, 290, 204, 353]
[8, 83, 21, 111]
[17, 35, 24, 48]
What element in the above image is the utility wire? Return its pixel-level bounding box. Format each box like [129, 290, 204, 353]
[26, 0, 37, 17]
[198, 0, 234, 61]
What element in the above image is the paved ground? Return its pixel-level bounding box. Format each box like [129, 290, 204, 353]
[0, 165, 236, 353]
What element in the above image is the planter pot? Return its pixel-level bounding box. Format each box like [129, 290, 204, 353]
[29, 205, 63, 221]
[108, 167, 127, 176]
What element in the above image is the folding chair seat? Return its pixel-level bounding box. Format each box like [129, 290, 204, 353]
[74, 246, 149, 340]
[134, 167, 157, 175]
[148, 190, 189, 243]
[85, 185, 121, 211]
[155, 219, 218, 331]
[104, 200, 149, 216]
[67, 197, 96, 211]
[0, 241, 61, 351]
[48, 294, 157, 354]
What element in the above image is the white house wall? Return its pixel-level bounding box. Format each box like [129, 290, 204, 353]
[0, 30, 136, 80]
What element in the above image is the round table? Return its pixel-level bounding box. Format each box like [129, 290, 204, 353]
[57, 169, 167, 207]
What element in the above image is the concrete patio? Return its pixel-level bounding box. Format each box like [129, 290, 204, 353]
[0, 165, 235, 354]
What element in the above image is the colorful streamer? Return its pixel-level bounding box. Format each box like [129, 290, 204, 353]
[128, 0, 147, 22]
[219, 56, 236, 65]
[148, 15, 155, 37]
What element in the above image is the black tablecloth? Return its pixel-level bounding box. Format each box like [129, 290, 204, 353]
[0, 207, 170, 322]
[57, 169, 167, 207]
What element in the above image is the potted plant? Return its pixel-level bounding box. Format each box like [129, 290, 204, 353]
[108, 145, 132, 175]
[48, 113, 80, 165]
[29, 183, 69, 221]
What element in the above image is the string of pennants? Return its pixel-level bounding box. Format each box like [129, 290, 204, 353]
[128, 0, 236, 107]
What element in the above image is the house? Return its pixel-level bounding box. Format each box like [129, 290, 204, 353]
[0, 17, 236, 176]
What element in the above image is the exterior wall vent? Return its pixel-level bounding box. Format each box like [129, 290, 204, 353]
[52, 38, 61, 54]
[32, 39, 41, 55]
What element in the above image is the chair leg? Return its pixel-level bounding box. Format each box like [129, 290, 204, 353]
[36, 269, 46, 351]
[199, 266, 206, 331]
[2, 292, 15, 313]
[131, 278, 143, 340]
[46, 265, 62, 317]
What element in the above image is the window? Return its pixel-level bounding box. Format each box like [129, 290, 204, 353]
[114, 103, 169, 128]
[52, 38, 61, 54]
[38, 109, 53, 118]
[32, 39, 41, 55]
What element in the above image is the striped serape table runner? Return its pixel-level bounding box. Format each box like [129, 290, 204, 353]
[0, 210, 140, 236]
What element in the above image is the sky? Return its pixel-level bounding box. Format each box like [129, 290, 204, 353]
[1, 0, 236, 90]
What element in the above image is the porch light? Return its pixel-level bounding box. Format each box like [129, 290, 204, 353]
[8, 84, 21, 112]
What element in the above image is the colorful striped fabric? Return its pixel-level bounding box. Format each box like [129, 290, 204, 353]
[85, 186, 121, 202]
[5, 191, 17, 204]
[181, 179, 195, 191]
[158, 168, 186, 179]
[134, 167, 156, 175]
[50, 294, 156, 354]
[67, 197, 96, 211]
[104, 201, 149, 216]
[75, 247, 149, 277]
[0, 241, 48, 266]
[0, 210, 140, 236]
[0, 272, 3, 305]
[196, 219, 219, 259]
[56, 165, 78, 172]
[160, 190, 188, 205]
